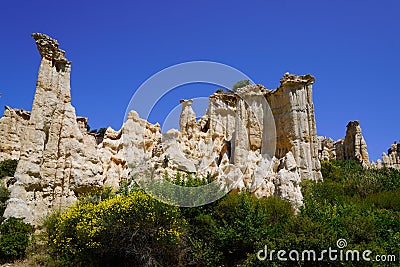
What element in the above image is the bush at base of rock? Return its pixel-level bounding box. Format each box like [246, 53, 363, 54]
[0, 217, 33, 263]
[44, 189, 186, 267]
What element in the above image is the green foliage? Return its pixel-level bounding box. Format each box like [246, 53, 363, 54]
[318, 160, 400, 202]
[78, 187, 115, 204]
[232, 79, 250, 92]
[0, 159, 18, 178]
[0, 159, 13, 217]
[45, 189, 186, 266]
[215, 88, 225, 93]
[0, 184, 9, 217]
[89, 127, 107, 137]
[37, 161, 400, 266]
[98, 128, 107, 137]
[186, 161, 400, 266]
[183, 192, 294, 266]
[166, 171, 214, 187]
[0, 217, 33, 263]
[143, 171, 221, 207]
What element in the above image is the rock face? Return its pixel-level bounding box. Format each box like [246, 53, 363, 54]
[3, 33, 104, 225]
[2, 33, 326, 224]
[379, 141, 400, 170]
[0, 107, 30, 161]
[121, 76, 323, 210]
[275, 152, 303, 209]
[340, 121, 370, 166]
[317, 136, 336, 162]
[266, 74, 322, 181]
[318, 121, 370, 167]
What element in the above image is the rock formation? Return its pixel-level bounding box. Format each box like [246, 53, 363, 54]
[378, 141, 400, 170]
[317, 136, 336, 162]
[318, 121, 370, 167]
[3, 33, 104, 225]
[267, 74, 322, 181]
[147, 75, 323, 207]
[0, 107, 30, 161]
[340, 121, 370, 166]
[1, 33, 326, 224]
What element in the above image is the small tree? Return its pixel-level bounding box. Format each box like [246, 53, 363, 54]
[232, 79, 250, 92]
[89, 127, 107, 137]
[0, 217, 33, 263]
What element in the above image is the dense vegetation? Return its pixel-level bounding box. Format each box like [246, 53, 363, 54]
[0, 159, 18, 178]
[0, 217, 33, 263]
[0, 159, 33, 264]
[44, 188, 185, 266]
[2, 160, 400, 266]
[180, 161, 400, 266]
[0, 159, 18, 215]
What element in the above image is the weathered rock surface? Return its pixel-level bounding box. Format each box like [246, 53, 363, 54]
[318, 121, 370, 167]
[377, 141, 400, 170]
[266, 73, 322, 181]
[275, 152, 303, 211]
[341, 121, 370, 166]
[2, 33, 327, 224]
[317, 136, 336, 162]
[3, 33, 104, 225]
[126, 76, 322, 210]
[0, 107, 30, 161]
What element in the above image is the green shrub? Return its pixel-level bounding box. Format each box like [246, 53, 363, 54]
[232, 79, 250, 92]
[78, 187, 115, 204]
[89, 128, 107, 137]
[0, 159, 18, 178]
[0, 217, 33, 263]
[320, 160, 400, 198]
[0, 185, 9, 217]
[184, 192, 294, 266]
[143, 171, 221, 207]
[45, 189, 186, 266]
[36, 161, 400, 266]
[364, 189, 400, 211]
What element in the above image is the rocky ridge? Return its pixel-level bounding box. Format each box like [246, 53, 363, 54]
[376, 141, 400, 170]
[0, 33, 395, 225]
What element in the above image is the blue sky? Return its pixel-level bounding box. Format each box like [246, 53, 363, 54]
[0, 0, 399, 160]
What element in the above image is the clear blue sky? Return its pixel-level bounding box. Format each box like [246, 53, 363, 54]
[0, 0, 399, 161]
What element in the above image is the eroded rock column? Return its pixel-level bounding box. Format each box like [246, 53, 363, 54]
[4, 33, 103, 225]
[266, 74, 322, 181]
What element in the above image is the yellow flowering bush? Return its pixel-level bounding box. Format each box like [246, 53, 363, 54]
[45, 188, 186, 266]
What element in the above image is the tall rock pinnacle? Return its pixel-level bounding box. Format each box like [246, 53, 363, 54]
[4, 33, 103, 225]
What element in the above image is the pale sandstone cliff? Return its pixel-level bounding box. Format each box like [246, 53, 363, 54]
[3, 33, 104, 225]
[1, 33, 325, 224]
[377, 141, 400, 170]
[267, 74, 322, 181]
[0, 107, 30, 161]
[318, 120, 370, 167]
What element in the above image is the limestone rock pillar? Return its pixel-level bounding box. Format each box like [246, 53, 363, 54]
[4, 33, 103, 225]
